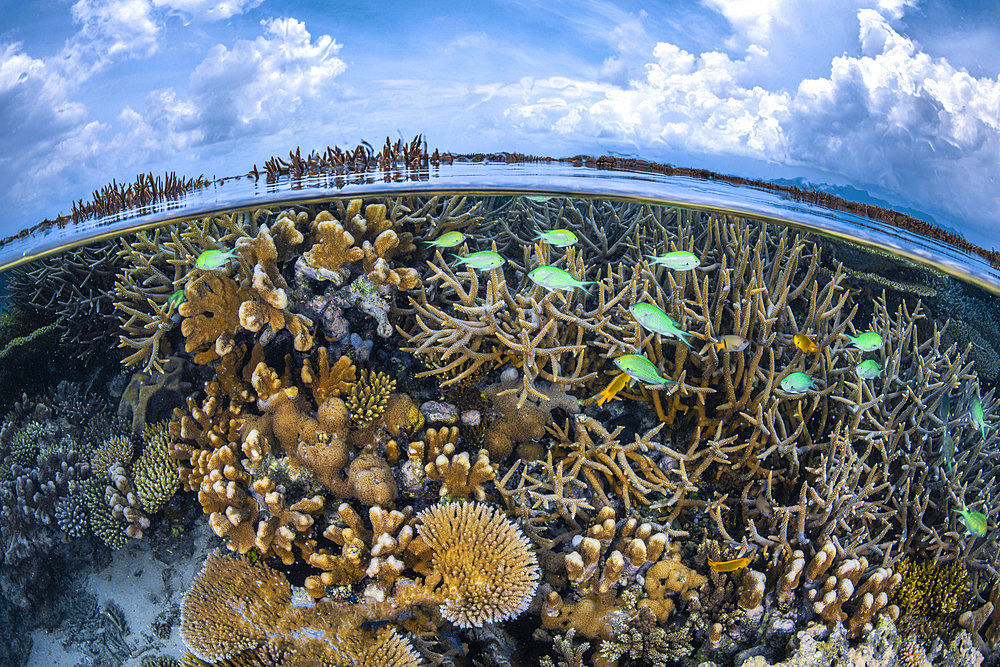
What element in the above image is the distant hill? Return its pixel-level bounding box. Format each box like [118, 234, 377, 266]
[769, 177, 963, 239]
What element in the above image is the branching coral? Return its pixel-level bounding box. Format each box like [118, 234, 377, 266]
[347, 369, 396, 425]
[133, 421, 181, 513]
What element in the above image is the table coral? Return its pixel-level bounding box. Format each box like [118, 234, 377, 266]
[415, 501, 539, 628]
[180, 551, 291, 662]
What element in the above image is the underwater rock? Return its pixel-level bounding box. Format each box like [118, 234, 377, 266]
[420, 400, 459, 425]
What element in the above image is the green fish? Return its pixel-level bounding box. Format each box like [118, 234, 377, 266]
[855, 360, 882, 379]
[534, 229, 578, 247]
[524, 195, 554, 202]
[845, 331, 883, 351]
[955, 502, 988, 537]
[613, 354, 674, 385]
[426, 231, 467, 248]
[195, 248, 239, 270]
[629, 303, 694, 348]
[647, 250, 700, 271]
[780, 372, 814, 394]
[528, 266, 593, 293]
[971, 395, 989, 437]
[167, 288, 186, 308]
[453, 250, 506, 270]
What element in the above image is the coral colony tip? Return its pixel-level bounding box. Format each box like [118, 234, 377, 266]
[647, 250, 701, 270]
[780, 371, 814, 394]
[425, 230, 467, 247]
[613, 353, 674, 385]
[793, 333, 820, 354]
[527, 266, 592, 293]
[956, 502, 988, 537]
[845, 331, 883, 351]
[628, 302, 694, 348]
[452, 250, 506, 270]
[533, 229, 579, 247]
[194, 248, 239, 270]
[715, 334, 749, 352]
[855, 359, 882, 379]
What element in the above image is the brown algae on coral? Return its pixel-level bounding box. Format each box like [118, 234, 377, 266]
[1, 188, 1000, 666]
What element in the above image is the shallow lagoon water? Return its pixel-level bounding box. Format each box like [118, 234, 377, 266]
[0, 164, 998, 666]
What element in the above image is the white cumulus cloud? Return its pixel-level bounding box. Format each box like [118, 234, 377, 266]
[503, 5, 1000, 243]
[152, 0, 262, 21]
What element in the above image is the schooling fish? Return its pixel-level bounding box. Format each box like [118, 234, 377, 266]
[534, 229, 579, 247]
[195, 248, 239, 270]
[528, 266, 593, 293]
[629, 303, 694, 348]
[613, 354, 674, 386]
[707, 556, 752, 573]
[166, 288, 186, 308]
[715, 335, 749, 353]
[955, 502, 988, 537]
[647, 250, 700, 271]
[426, 231, 467, 248]
[845, 331, 883, 351]
[780, 372, 814, 394]
[971, 395, 990, 437]
[855, 360, 882, 379]
[453, 250, 506, 270]
[793, 333, 820, 354]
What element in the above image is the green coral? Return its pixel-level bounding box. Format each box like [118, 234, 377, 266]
[83, 476, 127, 550]
[140, 657, 181, 667]
[133, 421, 180, 514]
[346, 368, 396, 425]
[91, 435, 133, 477]
[7, 421, 53, 468]
[891, 556, 971, 615]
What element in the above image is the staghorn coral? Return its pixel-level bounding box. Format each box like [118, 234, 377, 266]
[347, 369, 396, 425]
[414, 501, 539, 627]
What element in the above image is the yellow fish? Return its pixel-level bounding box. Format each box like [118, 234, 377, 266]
[793, 333, 819, 354]
[707, 556, 752, 572]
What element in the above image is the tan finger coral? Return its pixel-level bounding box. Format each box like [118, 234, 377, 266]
[302, 348, 356, 405]
[180, 551, 291, 662]
[415, 501, 539, 628]
[424, 444, 495, 501]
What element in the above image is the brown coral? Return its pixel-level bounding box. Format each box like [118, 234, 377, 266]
[415, 501, 539, 627]
[179, 275, 246, 364]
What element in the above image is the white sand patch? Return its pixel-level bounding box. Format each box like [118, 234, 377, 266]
[27, 521, 217, 666]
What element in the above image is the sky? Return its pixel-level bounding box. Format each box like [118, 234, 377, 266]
[1, 0, 999, 248]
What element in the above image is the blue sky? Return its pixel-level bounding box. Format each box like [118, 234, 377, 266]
[1, 0, 999, 247]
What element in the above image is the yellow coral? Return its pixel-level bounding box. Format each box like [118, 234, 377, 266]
[179, 551, 291, 662]
[91, 435, 133, 476]
[892, 556, 970, 615]
[304, 216, 364, 273]
[416, 501, 539, 627]
[133, 421, 180, 513]
[347, 369, 396, 425]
